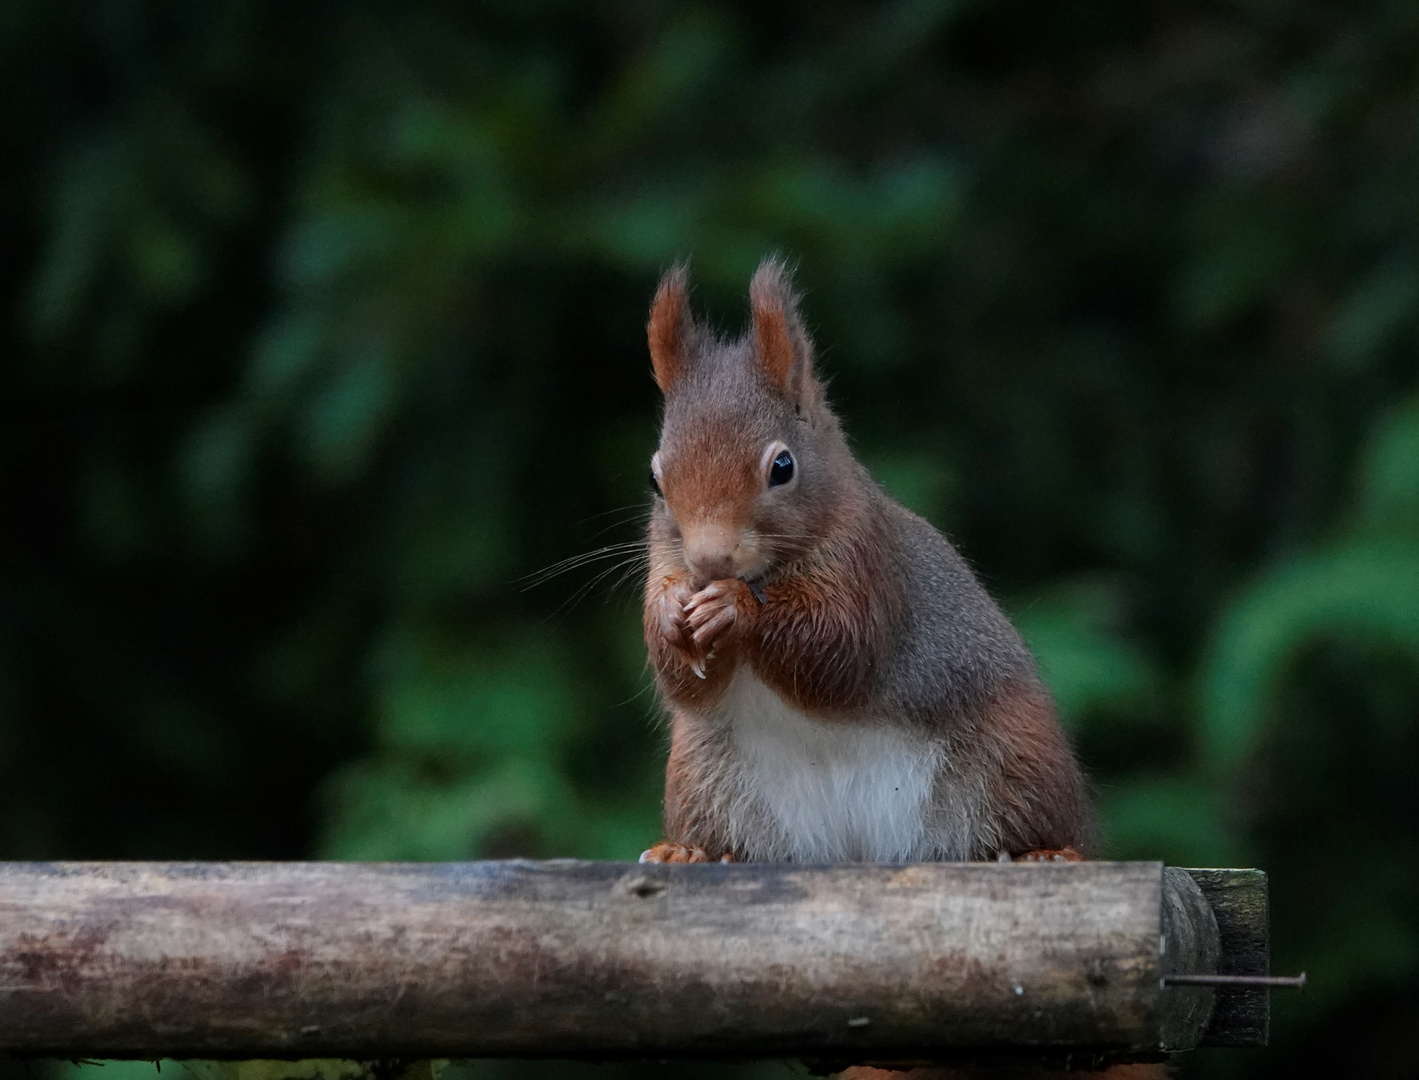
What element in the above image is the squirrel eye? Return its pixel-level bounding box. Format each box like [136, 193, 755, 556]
[768, 450, 795, 488]
[649, 470, 662, 496]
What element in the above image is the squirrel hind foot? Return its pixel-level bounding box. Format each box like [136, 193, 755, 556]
[1004, 846, 1085, 863]
[639, 842, 734, 864]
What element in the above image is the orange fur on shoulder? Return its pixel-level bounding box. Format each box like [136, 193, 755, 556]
[747, 522, 897, 716]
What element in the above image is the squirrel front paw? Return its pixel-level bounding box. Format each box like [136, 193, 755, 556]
[639, 842, 734, 864]
[650, 576, 703, 670]
[683, 578, 757, 660]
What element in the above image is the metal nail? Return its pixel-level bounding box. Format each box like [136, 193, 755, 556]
[1163, 972, 1306, 989]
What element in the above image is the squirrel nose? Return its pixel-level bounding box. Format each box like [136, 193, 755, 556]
[683, 523, 740, 583]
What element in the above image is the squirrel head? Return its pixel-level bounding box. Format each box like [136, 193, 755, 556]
[646, 257, 858, 588]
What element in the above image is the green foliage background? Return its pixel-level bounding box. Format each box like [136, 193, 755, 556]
[2, 2, 1417, 1077]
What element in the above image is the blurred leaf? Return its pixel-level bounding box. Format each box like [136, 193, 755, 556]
[1096, 775, 1242, 865]
[29, 134, 122, 339]
[1199, 541, 1419, 774]
[248, 311, 330, 400]
[590, 11, 731, 148]
[280, 205, 403, 293]
[582, 184, 707, 269]
[323, 754, 576, 860]
[1325, 259, 1419, 370]
[865, 447, 955, 524]
[1012, 580, 1160, 731]
[377, 631, 573, 759]
[128, 204, 204, 303]
[183, 405, 256, 503]
[79, 459, 146, 559]
[1354, 395, 1419, 531]
[299, 343, 398, 483]
[1174, 191, 1303, 328]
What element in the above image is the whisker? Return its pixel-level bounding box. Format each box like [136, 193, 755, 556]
[541, 551, 649, 620]
[574, 502, 650, 527]
[608, 557, 647, 597]
[526, 521, 814, 606]
[581, 507, 653, 543]
[519, 541, 649, 588]
[609, 669, 660, 710]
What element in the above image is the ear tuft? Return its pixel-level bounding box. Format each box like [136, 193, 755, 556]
[749, 256, 813, 402]
[648, 263, 693, 393]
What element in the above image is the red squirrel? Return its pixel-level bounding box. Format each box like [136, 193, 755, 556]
[638, 258, 1092, 867]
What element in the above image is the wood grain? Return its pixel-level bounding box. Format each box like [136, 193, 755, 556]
[1184, 868, 1269, 1047]
[1159, 866, 1219, 1051]
[0, 861, 1246, 1060]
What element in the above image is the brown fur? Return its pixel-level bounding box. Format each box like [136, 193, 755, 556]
[962, 682, 1096, 858]
[661, 705, 729, 857]
[749, 257, 814, 402]
[744, 507, 899, 714]
[641, 257, 1091, 863]
[647, 263, 691, 393]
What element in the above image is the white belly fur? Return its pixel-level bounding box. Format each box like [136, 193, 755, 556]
[714, 667, 941, 862]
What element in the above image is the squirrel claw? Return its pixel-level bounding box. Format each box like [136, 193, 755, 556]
[640, 842, 723, 864]
[684, 578, 752, 657]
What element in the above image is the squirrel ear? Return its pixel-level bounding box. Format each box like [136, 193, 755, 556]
[749, 257, 814, 404]
[647, 263, 694, 394]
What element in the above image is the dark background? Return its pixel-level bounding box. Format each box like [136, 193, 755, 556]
[3, 2, 1418, 1078]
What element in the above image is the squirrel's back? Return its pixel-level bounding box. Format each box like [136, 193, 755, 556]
[873, 496, 1040, 720]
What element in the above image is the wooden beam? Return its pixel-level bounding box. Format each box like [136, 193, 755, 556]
[0, 861, 1262, 1063]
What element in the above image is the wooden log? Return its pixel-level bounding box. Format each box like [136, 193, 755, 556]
[1185, 869, 1269, 1046]
[0, 861, 1249, 1062]
[1158, 867, 1219, 1051]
